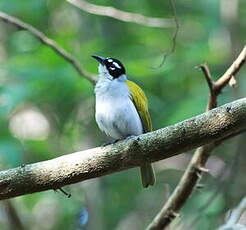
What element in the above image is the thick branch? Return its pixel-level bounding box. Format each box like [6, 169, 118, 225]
[67, 0, 174, 28]
[0, 98, 245, 200]
[0, 11, 97, 84]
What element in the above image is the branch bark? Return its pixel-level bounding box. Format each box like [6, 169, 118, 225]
[0, 98, 245, 200]
[67, 0, 174, 28]
[0, 11, 97, 84]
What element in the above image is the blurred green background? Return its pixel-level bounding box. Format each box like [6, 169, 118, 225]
[0, 0, 245, 229]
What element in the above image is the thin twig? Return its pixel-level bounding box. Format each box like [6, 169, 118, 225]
[218, 197, 246, 230]
[67, 0, 174, 28]
[229, 75, 238, 88]
[146, 45, 246, 230]
[199, 64, 217, 110]
[214, 45, 246, 93]
[0, 11, 97, 84]
[198, 64, 214, 94]
[55, 188, 71, 198]
[226, 197, 246, 226]
[154, 0, 179, 68]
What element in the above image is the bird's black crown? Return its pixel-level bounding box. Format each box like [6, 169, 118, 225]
[92, 55, 126, 79]
[104, 57, 126, 79]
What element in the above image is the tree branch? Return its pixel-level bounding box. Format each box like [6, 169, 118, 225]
[218, 197, 246, 230]
[146, 45, 245, 230]
[0, 11, 97, 84]
[214, 45, 245, 92]
[199, 64, 217, 110]
[67, 0, 174, 28]
[0, 98, 245, 200]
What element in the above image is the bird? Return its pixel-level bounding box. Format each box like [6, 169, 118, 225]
[92, 55, 155, 188]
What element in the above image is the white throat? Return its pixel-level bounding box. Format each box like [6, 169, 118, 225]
[95, 65, 128, 100]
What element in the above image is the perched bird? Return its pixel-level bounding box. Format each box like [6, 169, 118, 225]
[92, 55, 155, 188]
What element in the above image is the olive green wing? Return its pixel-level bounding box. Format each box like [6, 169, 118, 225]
[126, 80, 152, 132]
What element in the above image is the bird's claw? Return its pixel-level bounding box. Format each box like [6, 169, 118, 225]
[125, 135, 136, 140]
[101, 139, 120, 147]
[101, 135, 136, 147]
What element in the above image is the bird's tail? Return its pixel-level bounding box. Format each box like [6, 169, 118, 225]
[140, 163, 155, 188]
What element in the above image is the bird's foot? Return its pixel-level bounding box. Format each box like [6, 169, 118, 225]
[101, 136, 137, 147]
[101, 139, 120, 147]
[125, 135, 136, 140]
[54, 188, 71, 198]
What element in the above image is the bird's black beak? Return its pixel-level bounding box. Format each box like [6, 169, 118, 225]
[91, 55, 106, 65]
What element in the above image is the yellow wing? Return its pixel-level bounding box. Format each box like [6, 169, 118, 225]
[126, 80, 152, 132]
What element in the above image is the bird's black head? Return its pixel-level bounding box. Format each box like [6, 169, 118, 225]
[92, 55, 126, 79]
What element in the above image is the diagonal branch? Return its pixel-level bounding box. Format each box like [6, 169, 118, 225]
[214, 45, 246, 92]
[67, 0, 174, 28]
[218, 197, 246, 230]
[0, 11, 97, 84]
[0, 98, 246, 201]
[146, 45, 246, 230]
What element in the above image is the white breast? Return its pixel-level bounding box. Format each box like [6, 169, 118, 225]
[95, 78, 143, 139]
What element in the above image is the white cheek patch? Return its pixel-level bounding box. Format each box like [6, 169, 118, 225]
[98, 64, 106, 73]
[113, 62, 121, 69]
[110, 67, 115, 70]
[98, 64, 113, 80]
